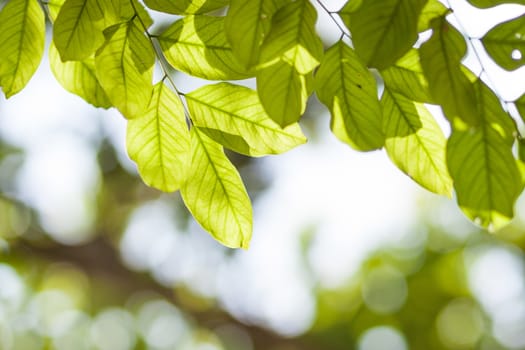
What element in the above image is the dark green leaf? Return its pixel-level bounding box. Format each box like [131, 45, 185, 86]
[482, 14, 525, 71]
[466, 0, 525, 8]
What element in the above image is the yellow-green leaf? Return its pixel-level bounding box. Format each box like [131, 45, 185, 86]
[340, 0, 427, 69]
[181, 128, 252, 249]
[225, 0, 285, 69]
[159, 15, 252, 80]
[186, 82, 306, 156]
[48, 0, 66, 20]
[466, 0, 525, 8]
[482, 14, 525, 71]
[315, 41, 383, 151]
[49, 43, 111, 108]
[257, 0, 322, 126]
[516, 93, 525, 122]
[53, 0, 105, 61]
[417, 0, 449, 32]
[0, 0, 45, 98]
[382, 88, 452, 196]
[95, 18, 154, 119]
[420, 16, 478, 126]
[144, 0, 228, 14]
[127, 82, 190, 192]
[381, 49, 435, 104]
[447, 80, 522, 230]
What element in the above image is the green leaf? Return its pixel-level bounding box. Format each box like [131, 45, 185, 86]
[382, 88, 452, 196]
[340, 0, 427, 69]
[103, 0, 153, 28]
[49, 43, 111, 108]
[181, 128, 252, 249]
[185, 82, 306, 156]
[48, 0, 66, 21]
[482, 14, 525, 71]
[516, 93, 525, 122]
[159, 15, 252, 80]
[53, 0, 105, 61]
[0, 0, 45, 98]
[466, 0, 525, 8]
[417, 0, 449, 32]
[447, 80, 522, 230]
[420, 16, 478, 126]
[315, 41, 383, 151]
[257, 0, 322, 126]
[144, 0, 228, 14]
[95, 18, 154, 119]
[381, 49, 435, 104]
[225, 0, 284, 69]
[127, 82, 191, 192]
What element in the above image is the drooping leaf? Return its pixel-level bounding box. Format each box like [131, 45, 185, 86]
[420, 16, 478, 126]
[49, 43, 111, 108]
[339, 0, 427, 69]
[127, 82, 191, 192]
[185, 82, 306, 156]
[315, 41, 383, 151]
[53, 0, 105, 61]
[257, 0, 323, 126]
[466, 0, 525, 8]
[482, 14, 525, 71]
[447, 80, 522, 230]
[95, 18, 154, 119]
[0, 0, 45, 98]
[381, 49, 435, 103]
[144, 0, 228, 14]
[417, 0, 449, 32]
[382, 88, 452, 196]
[225, 0, 287, 69]
[181, 128, 252, 249]
[158, 15, 252, 80]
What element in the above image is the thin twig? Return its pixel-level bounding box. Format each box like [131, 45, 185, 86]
[314, 0, 352, 39]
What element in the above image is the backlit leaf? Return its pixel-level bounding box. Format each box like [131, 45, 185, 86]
[466, 0, 525, 8]
[49, 43, 111, 108]
[420, 16, 478, 126]
[0, 0, 45, 98]
[315, 41, 383, 151]
[382, 89, 452, 196]
[186, 82, 306, 156]
[257, 0, 322, 126]
[447, 80, 522, 230]
[418, 0, 449, 32]
[225, 0, 286, 69]
[340, 0, 427, 69]
[53, 0, 105, 61]
[516, 93, 525, 122]
[144, 0, 228, 14]
[127, 82, 190, 192]
[181, 128, 252, 249]
[95, 18, 154, 119]
[381, 49, 435, 103]
[159, 15, 252, 80]
[482, 14, 525, 71]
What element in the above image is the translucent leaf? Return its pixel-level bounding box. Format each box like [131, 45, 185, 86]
[466, 0, 525, 8]
[0, 0, 45, 98]
[48, 0, 66, 20]
[381, 49, 435, 104]
[49, 43, 111, 108]
[382, 89, 452, 196]
[159, 15, 252, 80]
[53, 0, 105, 61]
[420, 17, 478, 126]
[95, 18, 154, 119]
[315, 41, 383, 151]
[516, 93, 525, 122]
[181, 128, 252, 249]
[482, 14, 525, 71]
[340, 0, 427, 69]
[257, 0, 322, 126]
[127, 83, 191, 192]
[447, 80, 522, 230]
[225, 0, 285, 69]
[417, 0, 449, 32]
[186, 82, 306, 156]
[144, 0, 228, 14]
[103, 0, 153, 28]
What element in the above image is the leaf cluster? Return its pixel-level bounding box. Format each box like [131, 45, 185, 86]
[0, 0, 524, 247]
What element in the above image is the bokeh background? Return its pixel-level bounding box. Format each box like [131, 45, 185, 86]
[1, 0, 525, 349]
